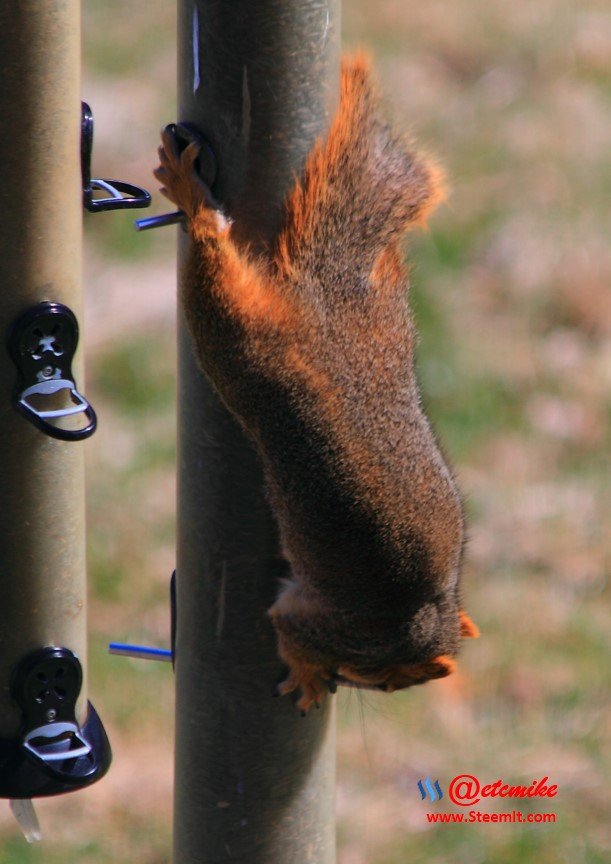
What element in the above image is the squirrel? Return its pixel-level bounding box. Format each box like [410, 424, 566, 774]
[154, 53, 478, 712]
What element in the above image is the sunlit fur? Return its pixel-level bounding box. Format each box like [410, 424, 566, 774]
[155, 54, 477, 712]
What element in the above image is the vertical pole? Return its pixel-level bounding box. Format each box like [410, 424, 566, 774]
[0, 2, 87, 736]
[174, 2, 340, 862]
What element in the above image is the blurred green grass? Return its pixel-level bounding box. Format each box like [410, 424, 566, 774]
[1, 1, 609, 862]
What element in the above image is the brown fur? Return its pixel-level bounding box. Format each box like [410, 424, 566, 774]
[155, 54, 476, 712]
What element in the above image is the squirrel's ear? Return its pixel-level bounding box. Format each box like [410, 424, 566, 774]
[458, 610, 479, 639]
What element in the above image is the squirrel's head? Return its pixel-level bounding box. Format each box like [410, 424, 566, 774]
[334, 610, 479, 691]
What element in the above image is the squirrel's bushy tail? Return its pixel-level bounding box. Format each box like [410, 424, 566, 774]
[274, 53, 445, 284]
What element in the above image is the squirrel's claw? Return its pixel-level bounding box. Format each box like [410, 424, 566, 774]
[155, 126, 218, 219]
[275, 663, 334, 713]
[159, 124, 183, 162]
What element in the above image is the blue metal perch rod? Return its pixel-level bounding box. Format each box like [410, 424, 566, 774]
[108, 643, 173, 663]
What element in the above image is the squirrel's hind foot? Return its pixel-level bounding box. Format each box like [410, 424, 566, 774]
[154, 125, 221, 224]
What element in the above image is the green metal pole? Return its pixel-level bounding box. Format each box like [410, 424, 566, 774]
[174, 2, 340, 862]
[0, 1, 87, 738]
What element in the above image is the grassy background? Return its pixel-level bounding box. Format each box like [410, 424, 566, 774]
[1, 1, 609, 862]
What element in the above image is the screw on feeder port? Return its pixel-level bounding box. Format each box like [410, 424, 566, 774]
[1, 647, 111, 804]
[7, 302, 97, 441]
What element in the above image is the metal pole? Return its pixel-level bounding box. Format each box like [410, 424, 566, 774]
[174, 2, 340, 862]
[0, 1, 87, 737]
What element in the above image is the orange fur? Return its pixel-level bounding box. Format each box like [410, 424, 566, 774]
[338, 654, 456, 692]
[459, 610, 480, 639]
[274, 637, 331, 712]
[275, 53, 443, 279]
[156, 130, 293, 328]
[283, 347, 335, 400]
[155, 53, 475, 714]
[192, 218, 295, 327]
[275, 54, 372, 263]
[370, 242, 408, 292]
[414, 161, 448, 228]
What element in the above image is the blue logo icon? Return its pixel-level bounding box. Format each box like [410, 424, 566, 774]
[418, 777, 443, 802]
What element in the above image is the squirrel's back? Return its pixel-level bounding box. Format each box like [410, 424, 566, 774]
[155, 54, 477, 711]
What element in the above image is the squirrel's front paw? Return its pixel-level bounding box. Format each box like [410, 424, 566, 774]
[275, 657, 333, 714]
[269, 584, 335, 712]
[153, 125, 215, 221]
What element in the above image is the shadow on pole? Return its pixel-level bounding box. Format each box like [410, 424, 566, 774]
[174, 2, 340, 862]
